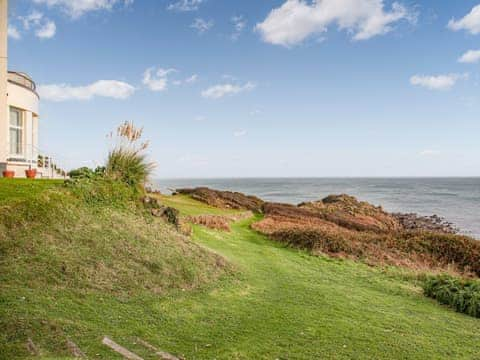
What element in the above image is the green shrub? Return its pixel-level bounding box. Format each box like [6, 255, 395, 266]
[66, 178, 138, 208]
[423, 275, 480, 318]
[106, 148, 153, 189]
[68, 166, 105, 179]
[105, 121, 155, 190]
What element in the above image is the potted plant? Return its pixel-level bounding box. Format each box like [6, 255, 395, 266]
[2, 170, 15, 178]
[25, 166, 37, 179]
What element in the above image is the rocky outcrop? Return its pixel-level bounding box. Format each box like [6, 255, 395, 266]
[176, 187, 264, 212]
[392, 213, 458, 234]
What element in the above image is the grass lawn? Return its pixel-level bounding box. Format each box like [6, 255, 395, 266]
[0, 179, 62, 204]
[2, 190, 480, 359]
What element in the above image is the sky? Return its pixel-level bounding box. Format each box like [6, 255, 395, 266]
[6, 0, 480, 178]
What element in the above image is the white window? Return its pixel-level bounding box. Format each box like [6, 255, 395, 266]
[9, 107, 24, 157]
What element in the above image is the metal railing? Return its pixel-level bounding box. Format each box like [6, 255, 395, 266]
[7, 71, 37, 92]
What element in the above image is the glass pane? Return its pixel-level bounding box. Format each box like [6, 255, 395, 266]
[9, 128, 23, 155]
[9, 108, 22, 127]
[9, 128, 16, 154]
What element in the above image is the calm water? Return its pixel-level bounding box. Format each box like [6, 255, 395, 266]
[154, 178, 480, 239]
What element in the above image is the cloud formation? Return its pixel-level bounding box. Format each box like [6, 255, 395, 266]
[231, 15, 247, 40]
[167, 0, 204, 12]
[142, 67, 177, 92]
[16, 11, 56, 39]
[448, 4, 480, 34]
[410, 74, 468, 91]
[33, 0, 133, 18]
[256, 0, 415, 47]
[8, 26, 21, 40]
[201, 82, 256, 99]
[458, 49, 480, 64]
[38, 80, 136, 101]
[233, 130, 248, 137]
[191, 18, 214, 34]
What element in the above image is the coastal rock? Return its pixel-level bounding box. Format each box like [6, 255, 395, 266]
[299, 194, 402, 233]
[176, 187, 264, 212]
[392, 212, 458, 234]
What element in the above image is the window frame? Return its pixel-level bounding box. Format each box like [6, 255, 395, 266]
[9, 107, 25, 158]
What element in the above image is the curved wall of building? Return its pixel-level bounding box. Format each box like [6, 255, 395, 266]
[7, 81, 39, 114]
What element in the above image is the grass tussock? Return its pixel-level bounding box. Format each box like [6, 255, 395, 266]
[105, 121, 155, 191]
[423, 276, 480, 318]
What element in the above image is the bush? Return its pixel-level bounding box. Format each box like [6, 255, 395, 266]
[68, 166, 105, 179]
[106, 148, 153, 189]
[105, 121, 155, 190]
[66, 178, 138, 208]
[423, 275, 480, 318]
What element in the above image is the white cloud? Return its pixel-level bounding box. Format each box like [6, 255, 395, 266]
[233, 130, 247, 137]
[21, 11, 43, 30]
[33, 0, 132, 18]
[142, 67, 177, 92]
[195, 115, 207, 121]
[8, 26, 21, 40]
[256, 0, 415, 47]
[35, 20, 56, 39]
[167, 0, 203, 12]
[201, 82, 256, 99]
[16, 11, 56, 39]
[409, 73, 468, 91]
[419, 149, 441, 157]
[231, 15, 246, 40]
[458, 49, 480, 64]
[185, 74, 198, 83]
[448, 4, 480, 35]
[191, 18, 214, 34]
[38, 80, 136, 101]
[142, 67, 196, 91]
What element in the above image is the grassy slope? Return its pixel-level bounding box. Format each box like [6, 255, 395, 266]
[0, 182, 226, 359]
[1, 183, 480, 359]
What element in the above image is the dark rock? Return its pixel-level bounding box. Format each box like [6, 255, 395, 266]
[392, 212, 459, 234]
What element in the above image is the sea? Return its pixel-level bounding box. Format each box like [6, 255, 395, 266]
[154, 178, 480, 239]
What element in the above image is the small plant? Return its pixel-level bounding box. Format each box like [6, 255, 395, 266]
[423, 275, 480, 318]
[105, 121, 155, 191]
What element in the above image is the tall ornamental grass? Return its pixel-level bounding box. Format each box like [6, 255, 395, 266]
[105, 121, 155, 190]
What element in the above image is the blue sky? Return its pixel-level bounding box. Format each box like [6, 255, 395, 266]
[7, 0, 480, 177]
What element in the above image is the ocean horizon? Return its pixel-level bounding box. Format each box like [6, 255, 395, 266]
[155, 177, 480, 239]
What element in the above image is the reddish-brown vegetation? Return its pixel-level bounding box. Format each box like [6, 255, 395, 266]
[187, 215, 232, 231]
[176, 187, 264, 212]
[186, 211, 253, 232]
[252, 195, 480, 277]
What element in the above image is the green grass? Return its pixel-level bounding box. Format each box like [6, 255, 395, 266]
[2, 187, 480, 359]
[0, 179, 62, 204]
[156, 194, 245, 216]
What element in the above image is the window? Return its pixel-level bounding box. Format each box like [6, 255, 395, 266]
[9, 107, 24, 157]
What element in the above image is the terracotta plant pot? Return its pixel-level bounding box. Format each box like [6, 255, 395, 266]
[2, 170, 15, 178]
[25, 169, 37, 179]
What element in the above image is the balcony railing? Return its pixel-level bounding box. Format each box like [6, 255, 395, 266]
[8, 71, 37, 92]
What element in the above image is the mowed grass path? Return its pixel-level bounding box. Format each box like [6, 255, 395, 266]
[152, 195, 480, 359]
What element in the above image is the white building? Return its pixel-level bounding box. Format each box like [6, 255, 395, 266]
[0, 0, 41, 178]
